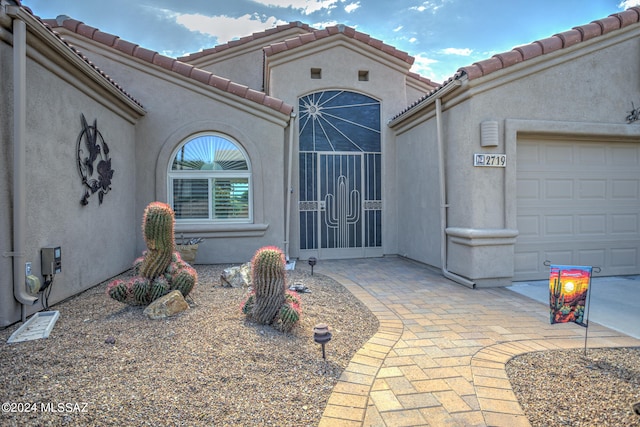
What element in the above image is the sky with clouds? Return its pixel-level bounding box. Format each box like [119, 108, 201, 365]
[24, 0, 640, 84]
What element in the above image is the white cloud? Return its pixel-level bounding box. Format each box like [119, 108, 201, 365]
[175, 13, 287, 43]
[312, 20, 340, 29]
[250, 0, 340, 15]
[409, 37, 417, 43]
[619, 0, 640, 8]
[410, 53, 464, 83]
[393, 25, 403, 32]
[441, 47, 472, 56]
[410, 53, 438, 76]
[344, 2, 360, 13]
[409, 1, 445, 13]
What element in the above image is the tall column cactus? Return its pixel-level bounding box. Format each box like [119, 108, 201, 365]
[251, 246, 286, 325]
[107, 202, 198, 306]
[139, 202, 175, 279]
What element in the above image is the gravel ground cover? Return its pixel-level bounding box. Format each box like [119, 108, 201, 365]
[2, 263, 639, 427]
[507, 347, 640, 427]
[0, 265, 378, 427]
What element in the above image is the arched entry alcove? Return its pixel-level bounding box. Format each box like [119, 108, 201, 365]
[298, 90, 382, 259]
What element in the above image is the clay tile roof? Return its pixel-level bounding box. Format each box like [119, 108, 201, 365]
[210, 75, 230, 91]
[554, 29, 583, 48]
[574, 22, 603, 41]
[458, 7, 640, 81]
[535, 36, 563, 54]
[392, 7, 640, 123]
[285, 37, 303, 49]
[493, 49, 524, 67]
[390, 76, 455, 121]
[76, 22, 98, 39]
[114, 38, 137, 56]
[597, 16, 623, 34]
[190, 67, 211, 85]
[474, 57, 504, 75]
[132, 46, 156, 63]
[263, 24, 415, 66]
[16, 13, 144, 109]
[407, 71, 440, 89]
[618, 8, 640, 26]
[177, 21, 313, 62]
[43, 16, 293, 116]
[514, 43, 543, 61]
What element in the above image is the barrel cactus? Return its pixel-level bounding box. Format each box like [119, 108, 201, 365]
[252, 246, 287, 324]
[276, 291, 302, 332]
[106, 202, 198, 306]
[242, 246, 302, 332]
[106, 279, 129, 303]
[139, 202, 175, 279]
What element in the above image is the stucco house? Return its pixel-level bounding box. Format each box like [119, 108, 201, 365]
[2, 0, 639, 327]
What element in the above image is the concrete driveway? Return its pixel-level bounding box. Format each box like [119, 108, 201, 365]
[508, 275, 640, 339]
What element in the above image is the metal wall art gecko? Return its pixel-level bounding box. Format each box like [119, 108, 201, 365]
[76, 114, 114, 205]
[627, 101, 640, 123]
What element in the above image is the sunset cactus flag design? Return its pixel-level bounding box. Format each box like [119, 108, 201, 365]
[549, 265, 592, 327]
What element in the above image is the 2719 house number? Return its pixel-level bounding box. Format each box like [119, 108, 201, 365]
[474, 153, 507, 167]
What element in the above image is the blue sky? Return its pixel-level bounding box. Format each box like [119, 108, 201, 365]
[24, 0, 640, 84]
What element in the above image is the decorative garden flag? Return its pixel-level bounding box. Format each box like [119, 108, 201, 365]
[549, 265, 592, 327]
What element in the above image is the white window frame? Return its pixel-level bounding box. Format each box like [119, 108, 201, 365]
[167, 133, 253, 224]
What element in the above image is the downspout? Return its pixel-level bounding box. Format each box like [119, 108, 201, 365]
[284, 112, 297, 262]
[435, 96, 476, 289]
[10, 12, 39, 319]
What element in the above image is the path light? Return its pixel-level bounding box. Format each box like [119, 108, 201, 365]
[313, 323, 332, 359]
[308, 257, 317, 275]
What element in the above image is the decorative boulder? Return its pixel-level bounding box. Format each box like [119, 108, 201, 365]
[220, 262, 251, 288]
[143, 290, 189, 319]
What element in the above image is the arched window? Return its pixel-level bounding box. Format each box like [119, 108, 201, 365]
[168, 134, 251, 222]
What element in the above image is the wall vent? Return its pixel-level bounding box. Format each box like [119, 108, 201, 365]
[480, 121, 499, 147]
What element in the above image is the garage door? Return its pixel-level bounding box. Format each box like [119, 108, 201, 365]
[514, 137, 640, 280]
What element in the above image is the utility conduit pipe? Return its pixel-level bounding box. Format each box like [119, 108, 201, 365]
[10, 12, 39, 319]
[283, 112, 297, 262]
[435, 95, 476, 289]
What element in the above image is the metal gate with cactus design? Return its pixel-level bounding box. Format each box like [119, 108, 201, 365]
[321, 153, 362, 250]
[298, 90, 382, 259]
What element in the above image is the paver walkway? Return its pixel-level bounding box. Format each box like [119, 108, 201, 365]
[315, 257, 640, 427]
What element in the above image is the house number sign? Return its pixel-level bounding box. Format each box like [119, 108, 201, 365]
[474, 153, 506, 167]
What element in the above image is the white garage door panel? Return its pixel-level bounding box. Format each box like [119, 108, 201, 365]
[514, 139, 640, 280]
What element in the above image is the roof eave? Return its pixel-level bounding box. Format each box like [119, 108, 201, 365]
[47, 16, 292, 117]
[6, 5, 146, 116]
[388, 77, 464, 128]
[263, 24, 415, 68]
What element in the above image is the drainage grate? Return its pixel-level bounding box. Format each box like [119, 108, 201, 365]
[7, 311, 60, 343]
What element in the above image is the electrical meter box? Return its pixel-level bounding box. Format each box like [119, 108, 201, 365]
[41, 246, 61, 275]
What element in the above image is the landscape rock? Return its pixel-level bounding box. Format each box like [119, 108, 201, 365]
[143, 290, 189, 319]
[220, 262, 251, 288]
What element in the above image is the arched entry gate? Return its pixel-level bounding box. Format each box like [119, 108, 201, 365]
[298, 90, 382, 259]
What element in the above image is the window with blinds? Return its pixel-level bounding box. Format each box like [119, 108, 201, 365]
[168, 134, 251, 222]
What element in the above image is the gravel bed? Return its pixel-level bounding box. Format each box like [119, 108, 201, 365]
[0, 265, 378, 427]
[507, 347, 640, 427]
[3, 263, 639, 427]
